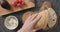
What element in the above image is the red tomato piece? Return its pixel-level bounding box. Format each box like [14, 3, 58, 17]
[21, 2, 25, 5]
[15, 0, 19, 3]
[18, 0, 22, 3]
[12, 2, 17, 6]
[17, 3, 22, 7]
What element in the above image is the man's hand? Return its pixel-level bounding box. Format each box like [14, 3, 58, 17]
[17, 13, 41, 32]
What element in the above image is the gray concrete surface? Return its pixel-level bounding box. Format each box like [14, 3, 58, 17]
[0, 0, 60, 32]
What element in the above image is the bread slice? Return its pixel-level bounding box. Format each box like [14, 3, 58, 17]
[34, 10, 49, 29]
[47, 8, 57, 28]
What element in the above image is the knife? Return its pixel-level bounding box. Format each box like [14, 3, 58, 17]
[0, 0, 11, 10]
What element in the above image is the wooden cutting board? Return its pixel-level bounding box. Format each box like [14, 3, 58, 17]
[0, 0, 35, 16]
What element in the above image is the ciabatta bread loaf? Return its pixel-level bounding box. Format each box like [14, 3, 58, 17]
[22, 1, 57, 30]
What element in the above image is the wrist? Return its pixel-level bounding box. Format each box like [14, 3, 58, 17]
[17, 28, 29, 32]
[19, 28, 35, 32]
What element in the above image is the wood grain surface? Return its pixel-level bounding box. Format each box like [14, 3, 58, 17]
[0, 0, 35, 16]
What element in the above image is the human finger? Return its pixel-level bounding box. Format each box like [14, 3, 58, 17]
[30, 13, 38, 21]
[32, 14, 42, 24]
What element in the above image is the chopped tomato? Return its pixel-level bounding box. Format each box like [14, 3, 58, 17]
[12, 2, 17, 6]
[17, 3, 22, 7]
[21, 2, 25, 5]
[12, 0, 26, 7]
[18, 0, 22, 3]
[15, 0, 19, 3]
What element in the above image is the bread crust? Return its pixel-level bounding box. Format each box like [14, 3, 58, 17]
[40, 1, 51, 12]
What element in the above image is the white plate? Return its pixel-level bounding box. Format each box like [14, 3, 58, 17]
[4, 16, 18, 30]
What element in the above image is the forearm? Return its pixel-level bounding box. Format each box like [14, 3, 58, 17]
[17, 28, 36, 32]
[17, 28, 26, 32]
